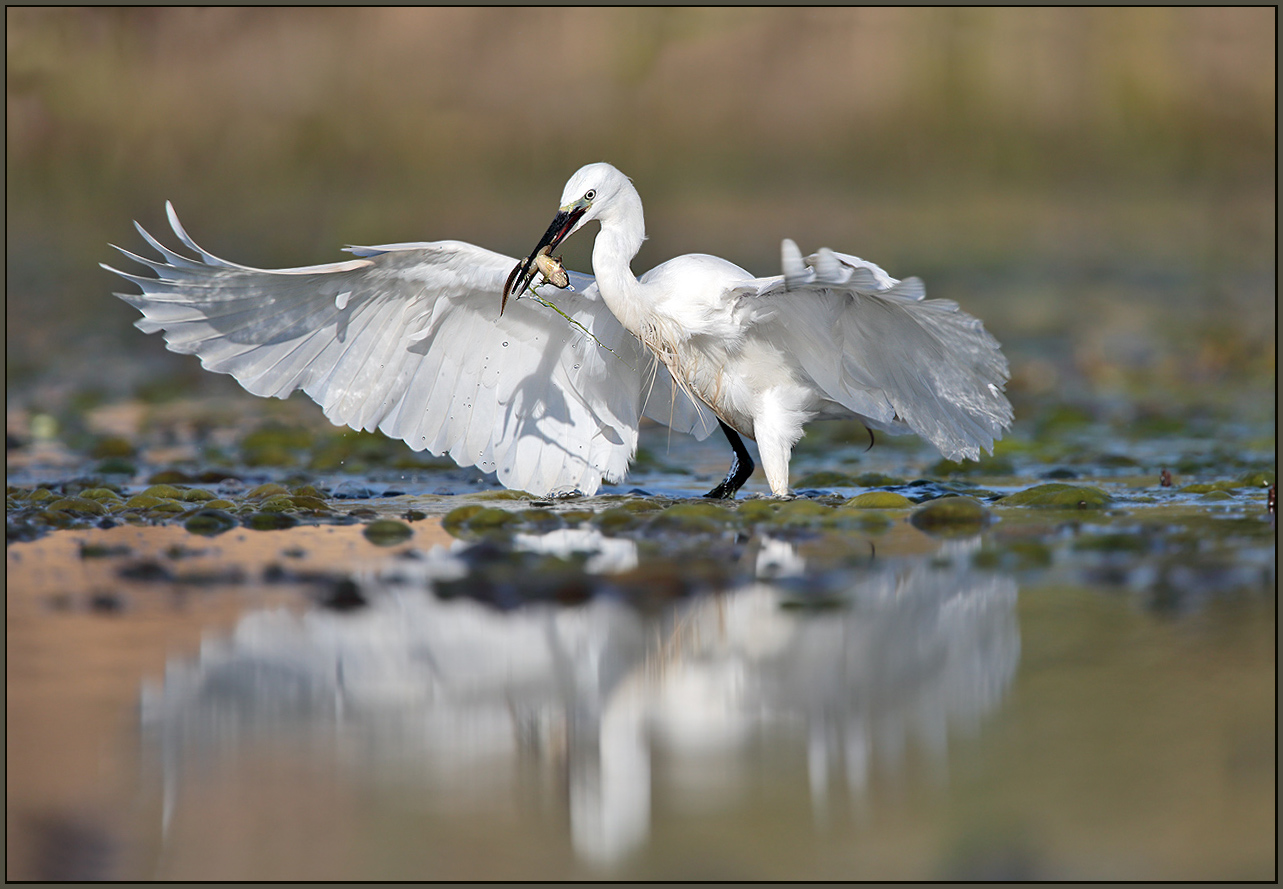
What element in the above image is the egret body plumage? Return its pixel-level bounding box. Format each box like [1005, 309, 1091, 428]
[106, 163, 1012, 498]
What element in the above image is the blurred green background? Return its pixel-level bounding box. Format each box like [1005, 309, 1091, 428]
[6, 7, 1276, 431]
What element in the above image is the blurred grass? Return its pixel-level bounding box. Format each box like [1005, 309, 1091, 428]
[6, 8, 1276, 421]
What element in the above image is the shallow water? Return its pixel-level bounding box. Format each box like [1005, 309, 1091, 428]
[6, 416, 1275, 880]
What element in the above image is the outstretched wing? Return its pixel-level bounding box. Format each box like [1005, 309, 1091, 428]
[104, 203, 660, 496]
[735, 240, 1012, 461]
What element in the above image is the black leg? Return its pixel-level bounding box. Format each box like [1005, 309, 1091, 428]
[704, 420, 755, 499]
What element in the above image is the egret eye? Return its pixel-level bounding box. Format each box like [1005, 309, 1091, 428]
[584, 189, 596, 201]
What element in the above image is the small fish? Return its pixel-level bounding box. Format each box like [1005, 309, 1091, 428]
[533, 245, 570, 289]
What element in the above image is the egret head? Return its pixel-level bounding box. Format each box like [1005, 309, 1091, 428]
[502, 163, 639, 313]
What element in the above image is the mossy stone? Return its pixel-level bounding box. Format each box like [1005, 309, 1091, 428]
[593, 507, 642, 533]
[793, 471, 858, 489]
[1239, 470, 1276, 488]
[515, 509, 564, 532]
[443, 505, 485, 535]
[243, 512, 299, 530]
[736, 499, 779, 522]
[844, 491, 914, 509]
[649, 502, 738, 533]
[616, 498, 663, 513]
[364, 519, 414, 546]
[246, 483, 290, 500]
[257, 495, 299, 513]
[185, 509, 238, 537]
[1180, 482, 1236, 494]
[466, 507, 518, 530]
[80, 487, 124, 502]
[289, 495, 330, 511]
[40, 510, 85, 528]
[142, 484, 186, 499]
[910, 496, 991, 531]
[823, 507, 894, 531]
[45, 497, 108, 516]
[180, 488, 218, 502]
[773, 499, 833, 524]
[1000, 483, 1111, 509]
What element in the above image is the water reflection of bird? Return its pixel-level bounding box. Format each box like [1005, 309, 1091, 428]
[139, 533, 1020, 868]
[106, 163, 1011, 498]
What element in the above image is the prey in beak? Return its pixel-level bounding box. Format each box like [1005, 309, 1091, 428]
[502, 204, 586, 315]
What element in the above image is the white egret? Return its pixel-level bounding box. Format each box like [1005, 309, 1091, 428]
[105, 163, 1011, 498]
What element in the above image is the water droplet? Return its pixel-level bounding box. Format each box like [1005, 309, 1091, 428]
[502, 341, 508, 347]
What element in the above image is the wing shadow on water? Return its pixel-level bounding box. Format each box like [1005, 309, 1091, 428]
[140, 531, 1020, 868]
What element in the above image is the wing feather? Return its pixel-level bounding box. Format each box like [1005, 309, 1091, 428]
[105, 207, 666, 495]
[743, 240, 1012, 460]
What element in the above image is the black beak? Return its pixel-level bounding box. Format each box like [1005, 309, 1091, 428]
[502, 206, 585, 315]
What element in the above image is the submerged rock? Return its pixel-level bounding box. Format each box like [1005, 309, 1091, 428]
[910, 495, 992, 533]
[363, 519, 414, 546]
